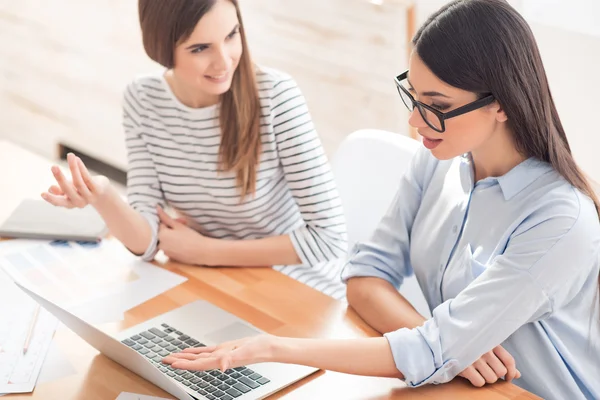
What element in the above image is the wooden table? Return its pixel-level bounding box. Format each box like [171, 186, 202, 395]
[1, 140, 539, 399]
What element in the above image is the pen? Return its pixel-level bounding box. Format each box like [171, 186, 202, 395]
[23, 304, 41, 355]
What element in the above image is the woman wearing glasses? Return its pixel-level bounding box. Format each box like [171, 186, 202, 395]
[163, 1, 600, 398]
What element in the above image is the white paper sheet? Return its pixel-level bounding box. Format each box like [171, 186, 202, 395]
[35, 340, 77, 385]
[0, 238, 187, 325]
[115, 392, 173, 400]
[0, 269, 58, 394]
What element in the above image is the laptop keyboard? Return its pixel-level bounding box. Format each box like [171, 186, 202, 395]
[121, 323, 270, 400]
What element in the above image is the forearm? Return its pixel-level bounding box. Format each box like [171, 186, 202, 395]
[92, 186, 153, 255]
[271, 337, 403, 378]
[347, 277, 426, 334]
[206, 234, 301, 267]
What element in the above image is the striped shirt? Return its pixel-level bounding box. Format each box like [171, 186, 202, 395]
[122, 66, 348, 298]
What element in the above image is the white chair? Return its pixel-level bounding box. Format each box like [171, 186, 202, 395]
[331, 129, 431, 318]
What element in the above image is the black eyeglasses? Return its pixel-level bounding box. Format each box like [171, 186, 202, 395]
[394, 71, 495, 133]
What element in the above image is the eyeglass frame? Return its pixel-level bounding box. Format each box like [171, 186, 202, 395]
[394, 70, 496, 133]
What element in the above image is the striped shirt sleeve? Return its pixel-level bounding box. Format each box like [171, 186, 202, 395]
[122, 83, 165, 261]
[270, 76, 349, 267]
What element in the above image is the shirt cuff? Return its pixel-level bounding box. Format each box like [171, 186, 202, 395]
[340, 247, 403, 287]
[384, 326, 460, 387]
[139, 211, 159, 262]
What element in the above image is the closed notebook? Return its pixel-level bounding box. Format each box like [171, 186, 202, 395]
[0, 199, 108, 242]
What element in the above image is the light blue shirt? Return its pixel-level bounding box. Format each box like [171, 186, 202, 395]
[341, 147, 600, 400]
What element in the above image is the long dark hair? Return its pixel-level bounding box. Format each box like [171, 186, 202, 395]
[413, 0, 600, 306]
[138, 0, 261, 199]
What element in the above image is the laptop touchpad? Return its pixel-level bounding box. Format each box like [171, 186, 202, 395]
[205, 322, 261, 344]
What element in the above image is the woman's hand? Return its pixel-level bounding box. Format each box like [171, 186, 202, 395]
[459, 345, 521, 387]
[41, 153, 111, 208]
[162, 334, 276, 372]
[157, 206, 216, 265]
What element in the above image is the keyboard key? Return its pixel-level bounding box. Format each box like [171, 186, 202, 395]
[140, 331, 156, 340]
[232, 383, 250, 394]
[152, 337, 162, 344]
[230, 372, 242, 379]
[164, 336, 175, 342]
[158, 350, 170, 357]
[248, 373, 262, 381]
[165, 328, 174, 333]
[213, 391, 225, 398]
[175, 376, 184, 382]
[183, 373, 195, 379]
[172, 340, 182, 346]
[167, 372, 176, 377]
[137, 348, 149, 355]
[217, 383, 229, 391]
[221, 396, 233, 400]
[199, 389, 208, 395]
[166, 345, 177, 352]
[190, 377, 201, 384]
[225, 379, 237, 385]
[233, 367, 246, 372]
[167, 365, 175, 371]
[161, 323, 170, 328]
[159, 367, 168, 372]
[185, 338, 199, 346]
[217, 374, 228, 381]
[175, 330, 183, 335]
[131, 335, 142, 340]
[195, 371, 207, 378]
[182, 381, 191, 387]
[152, 356, 163, 363]
[238, 377, 259, 389]
[199, 381, 209, 388]
[206, 386, 217, 393]
[149, 327, 167, 338]
[257, 377, 270, 385]
[122, 339, 135, 346]
[132, 344, 142, 351]
[137, 338, 149, 345]
[175, 370, 185, 376]
[145, 352, 156, 359]
[190, 385, 199, 391]
[206, 395, 216, 400]
[145, 344, 157, 350]
[210, 370, 221, 376]
[241, 369, 253, 376]
[158, 342, 170, 349]
[177, 343, 187, 350]
[178, 335, 190, 341]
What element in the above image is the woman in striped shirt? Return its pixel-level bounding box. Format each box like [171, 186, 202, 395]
[41, 0, 348, 297]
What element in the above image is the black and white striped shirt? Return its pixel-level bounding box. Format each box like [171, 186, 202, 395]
[122, 66, 348, 298]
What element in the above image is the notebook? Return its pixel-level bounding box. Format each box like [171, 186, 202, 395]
[0, 199, 108, 242]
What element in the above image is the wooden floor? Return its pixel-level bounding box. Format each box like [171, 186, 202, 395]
[0, 0, 411, 170]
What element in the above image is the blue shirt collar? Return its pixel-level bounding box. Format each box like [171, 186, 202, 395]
[460, 154, 553, 200]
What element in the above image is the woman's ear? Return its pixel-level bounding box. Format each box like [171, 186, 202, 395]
[494, 101, 508, 123]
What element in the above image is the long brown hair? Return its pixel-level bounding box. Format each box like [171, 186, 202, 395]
[413, 0, 600, 302]
[138, 0, 261, 199]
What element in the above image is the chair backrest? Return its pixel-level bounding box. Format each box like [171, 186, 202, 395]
[331, 129, 431, 317]
[332, 129, 420, 248]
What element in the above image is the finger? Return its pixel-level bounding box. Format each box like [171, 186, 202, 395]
[68, 154, 92, 199]
[171, 358, 219, 371]
[182, 346, 217, 354]
[175, 217, 188, 225]
[76, 157, 98, 193]
[516, 369, 521, 379]
[163, 353, 199, 362]
[460, 366, 485, 387]
[41, 192, 75, 208]
[156, 206, 176, 228]
[474, 359, 498, 384]
[51, 165, 84, 206]
[493, 346, 517, 382]
[481, 351, 508, 381]
[48, 185, 64, 195]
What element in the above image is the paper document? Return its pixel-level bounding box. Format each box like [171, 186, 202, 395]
[0, 269, 58, 394]
[116, 392, 173, 400]
[0, 238, 187, 324]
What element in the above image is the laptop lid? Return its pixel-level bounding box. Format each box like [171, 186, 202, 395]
[14, 281, 194, 400]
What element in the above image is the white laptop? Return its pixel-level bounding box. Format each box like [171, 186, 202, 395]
[15, 281, 318, 400]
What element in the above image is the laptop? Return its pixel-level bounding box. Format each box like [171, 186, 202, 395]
[15, 281, 318, 400]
